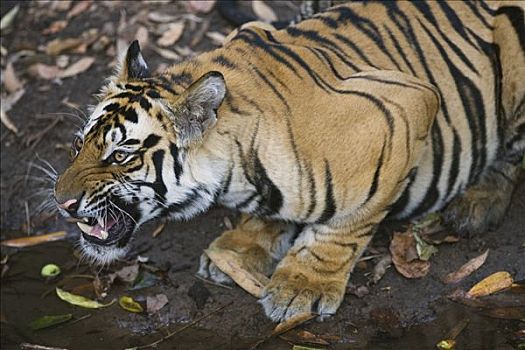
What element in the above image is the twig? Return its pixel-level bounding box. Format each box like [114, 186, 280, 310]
[20, 343, 69, 350]
[25, 201, 30, 235]
[130, 302, 233, 349]
[193, 274, 232, 290]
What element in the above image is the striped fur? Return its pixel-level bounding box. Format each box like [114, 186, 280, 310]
[54, 1, 524, 321]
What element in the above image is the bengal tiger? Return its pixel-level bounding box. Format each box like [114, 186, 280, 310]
[53, 1, 525, 322]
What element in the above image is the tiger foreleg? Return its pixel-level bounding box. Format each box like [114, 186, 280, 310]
[443, 160, 522, 235]
[260, 222, 376, 322]
[197, 214, 297, 284]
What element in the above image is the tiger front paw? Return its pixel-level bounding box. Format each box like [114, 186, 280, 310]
[259, 267, 346, 322]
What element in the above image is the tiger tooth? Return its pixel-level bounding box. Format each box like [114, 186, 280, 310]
[97, 217, 105, 228]
[77, 222, 93, 235]
[100, 230, 109, 240]
[82, 218, 89, 223]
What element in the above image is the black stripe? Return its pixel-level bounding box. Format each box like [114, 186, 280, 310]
[169, 142, 183, 184]
[445, 129, 462, 201]
[435, 1, 479, 50]
[316, 160, 336, 224]
[250, 65, 291, 111]
[366, 142, 385, 203]
[143, 134, 161, 148]
[383, 25, 417, 76]
[418, 19, 487, 184]
[496, 6, 525, 54]
[212, 54, 237, 69]
[151, 150, 167, 198]
[121, 108, 138, 123]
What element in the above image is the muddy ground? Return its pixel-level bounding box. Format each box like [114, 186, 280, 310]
[1, 1, 524, 350]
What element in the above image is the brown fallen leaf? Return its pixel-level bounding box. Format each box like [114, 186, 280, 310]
[4, 62, 23, 93]
[151, 222, 166, 238]
[273, 312, 316, 336]
[1, 106, 19, 134]
[136, 26, 149, 48]
[371, 254, 392, 284]
[46, 38, 84, 56]
[113, 264, 139, 283]
[252, 0, 278, 23]
[205, 31, 226, 46]
[467, 271, 513, 298]
[279, 329, 330, 346]
[58, 57, 95, 78]
[67, 0, 92, 19]
[204, 248, 268, 298]
[1, 231, 67, 248]
[482, 307, 525, 320]
[148, 12, 178, 23]
[390, 231, 430, 279]
[442, 249, 489, 284]
[146, 293, 169, 314]
[29, 63, 61, 80]
[157, 22, 185, 47]
[185, 0, 216, 14]
[151, 45, 180, 60]
[42, 20, 68, 35]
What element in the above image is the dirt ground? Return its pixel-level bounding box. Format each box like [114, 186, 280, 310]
[1, 1, 524, 350]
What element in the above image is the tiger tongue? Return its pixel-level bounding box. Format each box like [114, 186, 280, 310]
[77, 218, 117, 240]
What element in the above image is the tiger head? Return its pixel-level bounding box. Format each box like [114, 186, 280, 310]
[54, 41, 227, 264]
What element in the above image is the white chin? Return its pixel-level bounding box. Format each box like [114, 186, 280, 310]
[79, 236, 128, 265]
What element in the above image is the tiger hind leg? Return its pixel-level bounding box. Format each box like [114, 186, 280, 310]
[443, 160, 522, 235]
[197, 214, 297, 284]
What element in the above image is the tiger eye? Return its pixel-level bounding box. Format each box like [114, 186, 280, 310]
[112, 151, 127, 163]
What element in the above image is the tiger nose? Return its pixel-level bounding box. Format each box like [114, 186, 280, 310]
[57, 198, 80, 214]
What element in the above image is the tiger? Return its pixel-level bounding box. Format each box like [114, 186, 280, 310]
[53, 1, 525, 322]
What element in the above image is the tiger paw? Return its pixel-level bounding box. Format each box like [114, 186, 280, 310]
[197, 252, 234, 285]
[443, 187, 511, 235]
[259, 267, 345, 322]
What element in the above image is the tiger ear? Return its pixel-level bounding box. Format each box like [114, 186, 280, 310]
[116, 40, 150, 81]
[168, 71, 226, 148]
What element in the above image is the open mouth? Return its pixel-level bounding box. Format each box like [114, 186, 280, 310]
[76, 215, 135, 246]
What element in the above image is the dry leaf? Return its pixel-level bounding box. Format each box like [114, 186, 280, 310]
[56, 287, 114, 309]
[148, 12, 178, 23]
[279, 329, 330, 346]
[119, 296, 143, 313]
[2, 87, 25, 113]
[46, 38, 84, 56]
[467, 271, 513, 298]
[157, 22, 185, 47]
[151, 222, 166, 238]
[390, 231, 430, 279]
[205, 31, 226, 46]
[185, 0, 216, 14]
[67, 0, 93, 19]
[0, 5, 19, 31]
[29, 63, 60, 80]
[114, 264, 139, 283]
[42, 20, 68, 35]
[58, 57, 95, 78]
[0, 107, 18, 134]
[204, 248, 268, 298]
[371, 254, 392, 284]
[442, 249, 489, 284]
[146, 293, 168, 313]
[273, 312, 316, 335]
[136, 26, 149, 48]
[1, 231, 67, 248]
[252, 1, 278, 23]
[4, 62, 23, 93]
[151, 46, 180, 60]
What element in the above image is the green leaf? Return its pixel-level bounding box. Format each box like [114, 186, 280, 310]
[56, 287, 115, 309]
[41, 264, 61, 277]
[414, 232, 438, 261]
[413, 212, 441, 231]
[292, 345, 324, 350]
[119, 296, 144, 313]
[0, 5, 19, 31]
[29, 314, 72, 330]
[522, 153, 525, 170]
